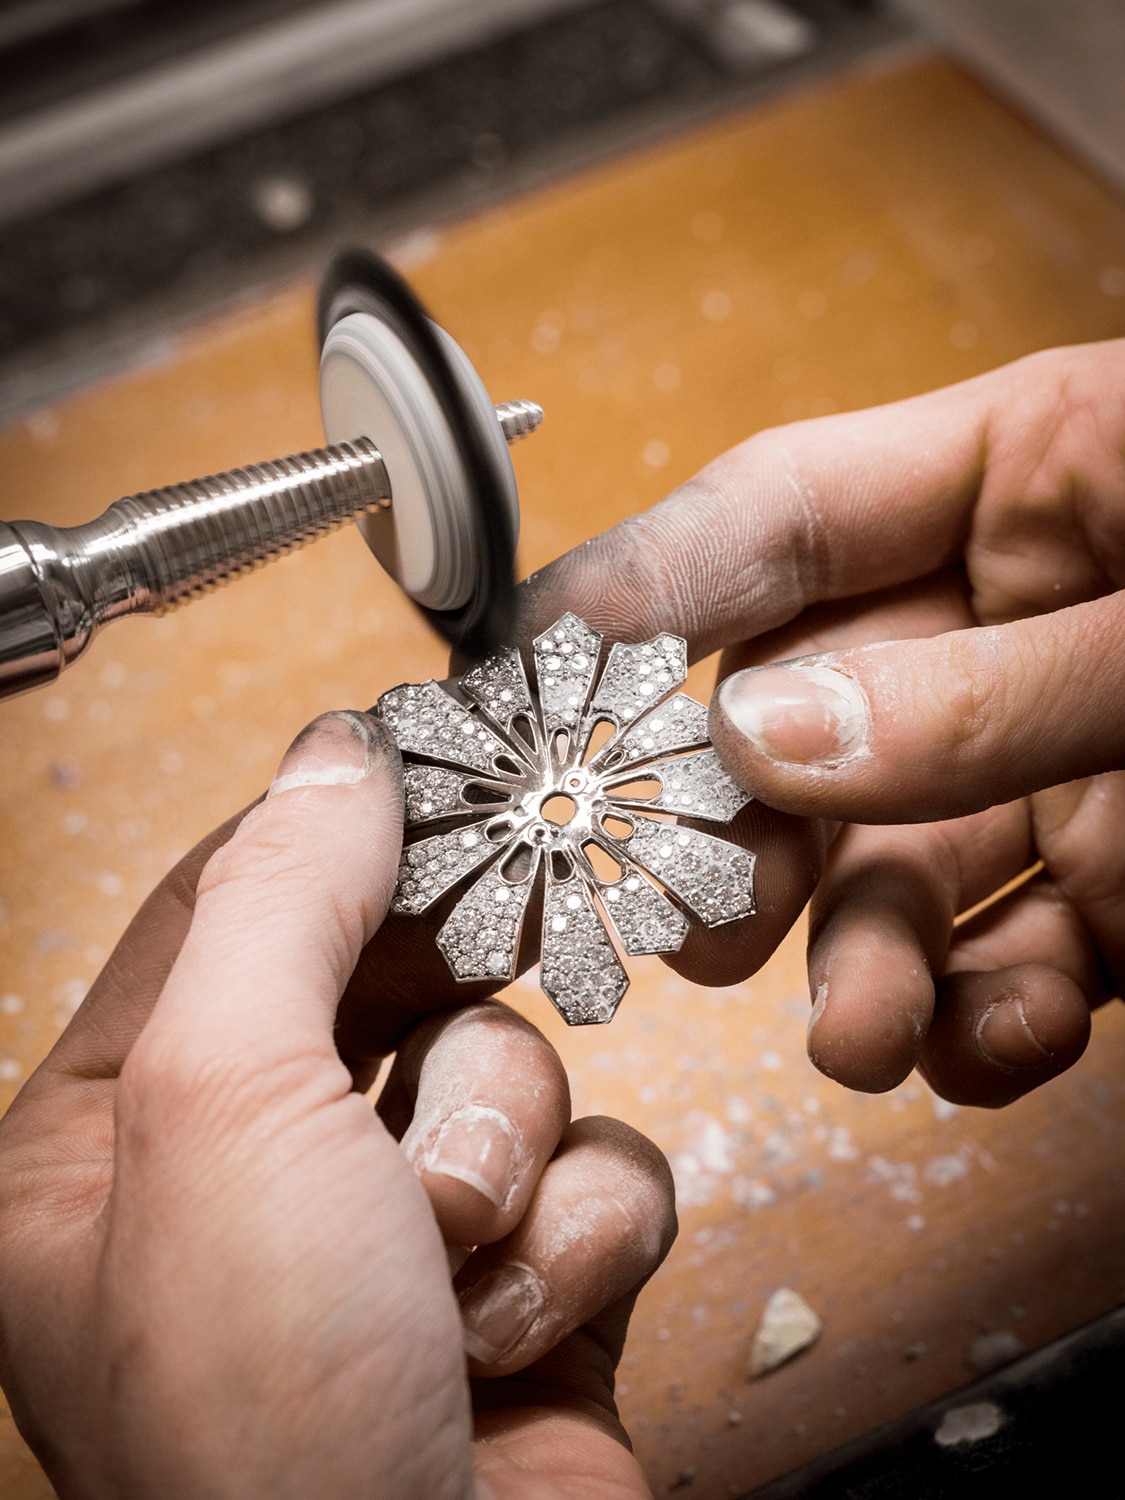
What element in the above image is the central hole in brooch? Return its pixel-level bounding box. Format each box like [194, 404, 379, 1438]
[540, 793, 578, 826]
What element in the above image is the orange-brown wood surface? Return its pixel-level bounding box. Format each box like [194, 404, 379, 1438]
[3, 55, 1125, 1499]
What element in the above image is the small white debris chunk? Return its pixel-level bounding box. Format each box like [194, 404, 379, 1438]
[934, 1401, 1005, 1448]
[748, 1288, 822, 1378]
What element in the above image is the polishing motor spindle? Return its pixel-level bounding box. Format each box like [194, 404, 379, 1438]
[0, 249, 539, 703]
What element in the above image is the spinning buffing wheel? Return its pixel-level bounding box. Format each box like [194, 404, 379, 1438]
[318, 248, 523, 661]
[0, 246, 539, 700]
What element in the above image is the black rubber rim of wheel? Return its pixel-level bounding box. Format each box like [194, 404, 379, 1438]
[317, 246, 515, 662]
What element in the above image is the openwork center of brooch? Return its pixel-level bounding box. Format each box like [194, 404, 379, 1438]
[377, 612, 757, 1026]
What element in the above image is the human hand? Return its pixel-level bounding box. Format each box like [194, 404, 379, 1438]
[517, 339, 1125, 1106]
[0, 711, 676, 1499]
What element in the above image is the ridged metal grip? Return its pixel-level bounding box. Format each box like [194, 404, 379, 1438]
[0, 437, 389, 699]
[112, 436, 390, 612]
[1, 396, 542, 703]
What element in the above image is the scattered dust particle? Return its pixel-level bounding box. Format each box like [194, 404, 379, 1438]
[669, 1467, 696, 1491]
[748, 1288, 822, 1379]
[49, 760, 80, 788]
[966, 1331, 1024, 1373]
[733, 1176, 777, 1210]
[905, 1214, 925, 1231]
[904, 1342, 927, 1361]
[0, 1059, 22, 1082]
[250, 173, 313, 232]
[387, 227, 440, 268]
[727, 1409, 742, 1426]
[827, 1126, 858, 1161]
[934, 1401, 1005, 1447]
[924, 1153, 969, 1186]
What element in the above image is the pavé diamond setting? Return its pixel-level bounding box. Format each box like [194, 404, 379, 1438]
[377, 613, 757, 1024]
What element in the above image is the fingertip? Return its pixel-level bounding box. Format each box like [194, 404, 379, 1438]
[393, 1003, 571, 1248]
[268, 709, 401, 801]
[416, 1104, 523, 1246]
[715, 661, 871, 777]
[456, 1115, 677, 1376]
[662, 803, 823, 987]
[805, 869, 939, 1093]
[806, 968, 931, 1094]
[921, 964, 1090, 1107]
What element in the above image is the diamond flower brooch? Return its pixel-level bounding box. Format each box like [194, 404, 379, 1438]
[377, 613, 756, 1025]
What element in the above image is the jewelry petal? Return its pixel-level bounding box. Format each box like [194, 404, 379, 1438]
[592, 692, 710, 772]
[393, 822, 507, 915]
[533, 613, 603, 737]
[460, 647, 537, 736]
[596, 869, 689, 955]
[590, 633, 688, 729]
[377, 681, 524, 777]
[613, 813, 756, 927]
[541, 872, 628, 1025]
[437, 858, 537, 982]
[403, 766, 512, 826]
[609, 748, 751, 823]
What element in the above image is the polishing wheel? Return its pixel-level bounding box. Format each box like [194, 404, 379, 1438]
[318, 248, 520, 659]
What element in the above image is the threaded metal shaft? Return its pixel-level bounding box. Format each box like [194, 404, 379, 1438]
[495, 400, 544, 443]
[108, 436, 390, 613]
[1, 397, 543, 701]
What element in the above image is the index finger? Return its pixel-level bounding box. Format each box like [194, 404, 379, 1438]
[514, 341, 1123, 660]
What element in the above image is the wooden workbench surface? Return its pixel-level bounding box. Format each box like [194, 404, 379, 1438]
[3, 54, 1125, 1498]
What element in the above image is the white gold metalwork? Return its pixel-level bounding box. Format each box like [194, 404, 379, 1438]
[377, 613, 757, 1025]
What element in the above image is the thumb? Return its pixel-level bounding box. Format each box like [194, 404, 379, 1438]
[711, 594, 1125, 824]
[136, 710, 403, 1065]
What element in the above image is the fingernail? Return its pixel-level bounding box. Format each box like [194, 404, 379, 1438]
[806, 981, 839, 1078]
[268, 711, 380, 797]
[459, 1262, 545, 1365]
[426, 1105, 520, 1209]
[807, 981, 829, 1049]
[975, 999, 1053, 1070]
[720, 663, 870, 766]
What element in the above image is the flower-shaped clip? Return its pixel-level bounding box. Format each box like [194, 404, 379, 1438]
[377, 613, 756, 1024]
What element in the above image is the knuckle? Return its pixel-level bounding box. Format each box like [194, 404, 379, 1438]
[930, 631, 1006, 762]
